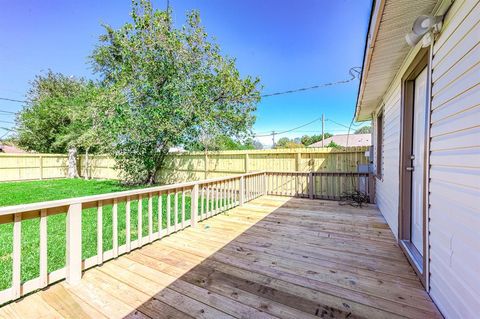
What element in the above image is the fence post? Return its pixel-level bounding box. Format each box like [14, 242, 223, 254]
[239, 176, 245, 205]
[191, 183, 199, 227]
[244, 153, 250, 173]
[295, 152, 301, 171]
[204, 152, 208, 179]
[66, 203, 82, 284]
[308, 172, 314, 199]
[39, 155, 44, 180]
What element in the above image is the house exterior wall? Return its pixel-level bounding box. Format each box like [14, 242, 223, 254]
[373, 86, 402, 239]
[371, 0, 479, 318]
[428, 0, 480, 318]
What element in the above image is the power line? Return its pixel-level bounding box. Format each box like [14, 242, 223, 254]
[254, 115, 323, 137]
[0, 131, 12, 140]
[0, 97, 26, 103]
[261, 67, 361, 98]
[0, 120, 14, 124]
[0, 109, 17, 114]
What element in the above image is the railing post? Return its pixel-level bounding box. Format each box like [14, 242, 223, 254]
[263, 172, 267, 195]
[239, 176, 245, 205]
[308, 172, 314, 199]
[66, 203, 82, 284]
[368, 173, 375, 203]
[191, 183, 199, 227]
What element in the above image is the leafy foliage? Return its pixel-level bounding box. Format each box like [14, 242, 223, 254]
[274, 133, 334, 149]
[326, 140, 341, 148]
[16, 70, 104, 154]
[354, 125, 372, 134]
[186, 135, 262, 151]
[301, 133, 333, 146]
[91, 0, 260, 184]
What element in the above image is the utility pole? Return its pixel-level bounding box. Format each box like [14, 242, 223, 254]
[321, 113, 325, 148]
[272, 131, 276, 148]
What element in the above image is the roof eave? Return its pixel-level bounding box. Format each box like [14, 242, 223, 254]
[355, 0, 386, 122]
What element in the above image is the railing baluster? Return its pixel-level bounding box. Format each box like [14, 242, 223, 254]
[112, 198, 118, 258]
[191, 183, 199, 227]
[206, 184, 211, 218]
[166, 191, 171, 234]
[230, 179, 234, 208]
[200, 186, 205, 219]
[39, 209, 47, 287]
[240, 176, 245, 205]
[97, 201, 103, 264]
[174, 189, 179, 231]
[215, 182, 219, 214]
[220, 182, 224, 211]
[126, 197, 131, 252]
[148, 193, 153, 242]
[66, 203, 82, 284]
[181, 188, 185, 228]
[158, 192, 162, 239]
[12, 213, 21, 299]
[138, 194, 143, 246]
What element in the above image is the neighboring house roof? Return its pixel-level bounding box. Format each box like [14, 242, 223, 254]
[0, 144, 27, 153]
[355, 0, 438, 121]
[308, 134, 371, 148]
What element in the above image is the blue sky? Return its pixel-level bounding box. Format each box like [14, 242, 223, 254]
[0, 0, 372, 146]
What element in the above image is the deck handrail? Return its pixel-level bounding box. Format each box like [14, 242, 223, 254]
[0, 170, 371, 305]
[0, 171, 266, 304]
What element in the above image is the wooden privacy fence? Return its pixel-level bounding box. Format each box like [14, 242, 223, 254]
[0, 171, 265, 305]
[0, 147, 369, 182]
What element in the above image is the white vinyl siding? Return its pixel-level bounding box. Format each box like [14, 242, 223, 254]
[374, 86, 401, 239]
[429, 0, 480, 318]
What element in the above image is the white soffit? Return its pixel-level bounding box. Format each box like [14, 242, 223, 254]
[356, 0, 438, 121]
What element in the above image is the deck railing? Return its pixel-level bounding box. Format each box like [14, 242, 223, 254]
[266, 171, 373, 201]
[0, 171, 265, 305]
[0, 170, 371, 305]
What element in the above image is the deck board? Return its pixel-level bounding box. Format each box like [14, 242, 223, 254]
[0, 196, 442, 319]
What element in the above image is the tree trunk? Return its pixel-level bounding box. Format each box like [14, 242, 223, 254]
[68, 146, 79, 178]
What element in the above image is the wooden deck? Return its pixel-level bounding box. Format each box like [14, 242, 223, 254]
[0, 196, 441, 319]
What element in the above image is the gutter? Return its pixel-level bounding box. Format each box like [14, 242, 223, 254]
[354, 0, 386, 122]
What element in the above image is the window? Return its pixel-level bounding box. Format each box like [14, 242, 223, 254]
[376, 111, 383, 178]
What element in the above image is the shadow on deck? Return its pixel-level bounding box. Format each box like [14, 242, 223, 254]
[0, 196, 441, 319]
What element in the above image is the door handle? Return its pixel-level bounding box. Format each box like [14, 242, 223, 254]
[406, 167, 414, 171]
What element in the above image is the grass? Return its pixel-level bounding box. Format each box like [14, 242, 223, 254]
[0, 178, 214, 291]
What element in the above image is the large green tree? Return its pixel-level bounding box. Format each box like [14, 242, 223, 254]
[16, 71, 105, 177]
[91, 0, 260, 184]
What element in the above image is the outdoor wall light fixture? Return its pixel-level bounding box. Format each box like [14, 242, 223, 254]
[405, 15, 443, 47]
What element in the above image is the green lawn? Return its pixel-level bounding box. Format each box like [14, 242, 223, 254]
[0, 178, 209, 291]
